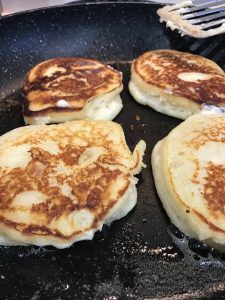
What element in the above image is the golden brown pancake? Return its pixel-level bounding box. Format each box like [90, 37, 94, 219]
[129, 50, 225, 119]
[151, 114, 225, 251]
[0, 120, 146, 248]
[23, 57, 123, 124]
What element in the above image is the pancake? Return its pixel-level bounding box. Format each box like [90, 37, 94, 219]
[151, 114, 225, 250]
[129, 50, 225, 120]
[23, 57, 123, 125]
[0, 120, 146, 248]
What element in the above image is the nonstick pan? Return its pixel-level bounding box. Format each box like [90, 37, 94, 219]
[1, 2, 225, 299]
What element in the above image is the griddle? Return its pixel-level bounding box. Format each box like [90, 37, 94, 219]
[1, 2, 225, 299]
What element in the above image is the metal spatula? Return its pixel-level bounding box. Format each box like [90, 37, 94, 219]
[157, 0, 225, 38]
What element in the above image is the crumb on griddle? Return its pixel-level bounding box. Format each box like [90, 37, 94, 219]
[134, 114, 140, 122]
[129, 124, 135, 132]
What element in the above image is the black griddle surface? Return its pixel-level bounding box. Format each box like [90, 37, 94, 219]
[1, 2, 225, 299]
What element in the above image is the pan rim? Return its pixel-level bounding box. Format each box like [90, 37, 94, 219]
[0, 1, 162, 19]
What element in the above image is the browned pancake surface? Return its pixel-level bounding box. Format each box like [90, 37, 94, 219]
[134, 50, 225, 106]
[0, 121, 140, 241]
[183, 117, 225, 220]
[23, 57, 122, 115]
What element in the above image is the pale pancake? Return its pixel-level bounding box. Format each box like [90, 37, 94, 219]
[129, 50, 225, 120]
[23, 57, 123, 124]
[0, 120, 146, 248]
[152, 114, 225, 250]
